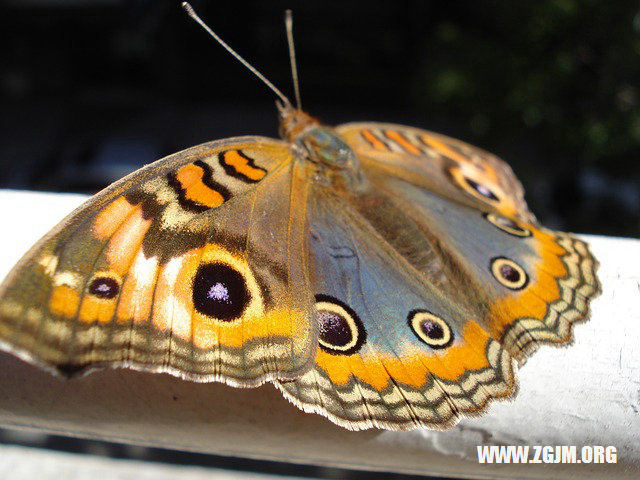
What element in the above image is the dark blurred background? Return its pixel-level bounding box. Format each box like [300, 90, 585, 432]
[1, 0, 639, 477]
[0, 0, 639, 237]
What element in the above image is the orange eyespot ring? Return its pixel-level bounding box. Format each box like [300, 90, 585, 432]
[190, 245, 265, 323]
[490, 257, 529, 290]
[408, 310, 453, 349]
[484, 213, 531, 237]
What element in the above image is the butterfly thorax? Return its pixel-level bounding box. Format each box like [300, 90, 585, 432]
[278, 104, 364, 188]
[299, 126, 366, 188]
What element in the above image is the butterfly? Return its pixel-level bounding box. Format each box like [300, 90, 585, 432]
[0, 4, 600, 431]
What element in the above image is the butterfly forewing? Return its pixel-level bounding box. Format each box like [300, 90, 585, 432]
[337, 122, 535, 223]
[0, 137, 316, 386]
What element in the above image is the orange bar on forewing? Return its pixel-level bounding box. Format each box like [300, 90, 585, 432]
[105, 207, 152, 276]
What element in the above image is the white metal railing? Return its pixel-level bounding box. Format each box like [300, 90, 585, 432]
[0, 189, 637, 479]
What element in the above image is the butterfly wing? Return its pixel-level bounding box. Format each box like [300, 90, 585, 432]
[276, 123, 599, 430]
[337, 122, 535, 223]
[277, 188, 517, 430]
[338, 122, 600, 362]
[0, 137, 315, 386]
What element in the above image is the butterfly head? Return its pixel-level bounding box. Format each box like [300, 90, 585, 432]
[277, 101, 319, 141]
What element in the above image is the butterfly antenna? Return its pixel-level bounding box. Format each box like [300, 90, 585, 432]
[285, 10, 302, 110]
[181, 2, 292, 107]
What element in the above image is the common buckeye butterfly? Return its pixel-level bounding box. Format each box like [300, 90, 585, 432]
[0, 3, 600, 431]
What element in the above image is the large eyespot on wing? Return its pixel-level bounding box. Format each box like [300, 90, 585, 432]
[335, 122, 535, 223]
[315, 294, 367, 356]
[0, 136, 316, 386]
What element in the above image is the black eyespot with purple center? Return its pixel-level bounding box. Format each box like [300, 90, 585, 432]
[88, 276, 120, 299]
[464, 177, 500, 202]
[408, 310, 453, 349]
[192, 262, 249, 320]
[315, 294, 366, 355]
[490, 256, 529, 290]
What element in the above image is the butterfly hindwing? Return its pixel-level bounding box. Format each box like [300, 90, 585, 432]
[277, 187, 516, 430]
[0, 137, 316, 386]
[276, 122, 599, 430]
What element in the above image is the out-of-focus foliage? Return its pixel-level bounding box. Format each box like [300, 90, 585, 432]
[410, 0, 640, 235]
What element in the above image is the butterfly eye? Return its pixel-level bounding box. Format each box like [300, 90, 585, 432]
[192, 262, 250, 321]
[315, 295, 366, 355]
[408, 310, 453, 349]
[490, 257, 529, 290]
[88, 275, 120, 299]
[484, 213, 531, 237]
